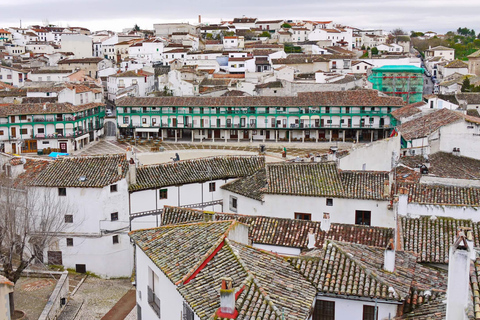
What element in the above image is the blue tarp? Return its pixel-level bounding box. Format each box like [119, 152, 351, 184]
[48, 152, 69, 158]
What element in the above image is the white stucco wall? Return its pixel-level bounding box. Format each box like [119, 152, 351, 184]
[317, 295, 399, 320]
[438, 121, 480, 160]
[339, 135, 400, 171]
[222, 191, 395, 228]
[136, 247, 200, 320]
[33, 178, 133, 277]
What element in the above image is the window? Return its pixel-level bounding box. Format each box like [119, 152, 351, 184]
[20, 129, 27, 135]
[314, 300, 335, 320]
[66, 238, 73, 247]
[112, 235, 119, 244]
[58, 188, 66, 196]
[148, 268, 160, 316]
[183, 301, 194, 320]
[123, 116, 129, 124]
[159, 189, 167, 199]
[20, 115, 27, 120]
[295, 212, 312, 220]
[110, 184, 117, 192]
[111, 212, 119, 221]
[363, 305, 377, 320]
[142, 118, 147, 124]
[64, 215, 73, 223]
[326, 198, 333, 206]
[356, 210, 371, 226]
[230, 196, 238, 212]
[209, 182, 216, 192]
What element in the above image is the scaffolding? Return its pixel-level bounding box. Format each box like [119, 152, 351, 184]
[368, 65, 424, 104]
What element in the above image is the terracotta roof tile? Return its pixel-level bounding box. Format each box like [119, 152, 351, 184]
[399, 182, 480, 206]
[32, 154, 128, 188]
[399, 109, 464, 140]
[130, 155, 264, 192]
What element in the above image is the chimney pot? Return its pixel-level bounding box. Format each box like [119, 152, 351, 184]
[220, 277, 235, 315]
[307, 228, 316, 249]
[117, 163, 122, 176]
[321, 212, 331, 232]
[384, 239, 395, 272]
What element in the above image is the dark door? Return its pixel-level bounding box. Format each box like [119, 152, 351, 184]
[214, 130, 221, 138]
[244, 130, 249, 139]
[11, 127, 16, 138]
[320, 119, 324, 127]
[266, 131, 270, 139]
[208, 130, 212, 139]
[172, 118, 177, 127]
[48, 251, 63, 265]
[315, 119, 320, 127]
[76, 264, 87, 273]
[11, 143, 16, 154]
[380, 118, 385, 127]
[60, 142, 67, 153]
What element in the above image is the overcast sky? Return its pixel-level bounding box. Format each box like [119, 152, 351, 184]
[1, 0, 479, 34]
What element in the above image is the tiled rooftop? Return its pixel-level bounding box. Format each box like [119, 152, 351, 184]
[130, 221, 317, 319]
[32, 154, 128, 188]
[400, 152, 480, 180]
[391, 102, 423, 120]
[130, 155, 265, 191]
[399, 108, 464, 140]
[399, 182, 480, 206]
[161, 206, 394, 249]
[401, 216, 480, 264]
[116, 90, 404, 107]
[221, 168, 266, 201]
[290, 240, 447, 302]
[0, 102, 102, 117]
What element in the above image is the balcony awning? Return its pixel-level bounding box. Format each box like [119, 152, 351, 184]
[311, 115, 320, 119]
[300, 115, 310, 120]
[65, 123, 74, 129]
[135, 128, 159, 133]
[55, 123, 64, 129]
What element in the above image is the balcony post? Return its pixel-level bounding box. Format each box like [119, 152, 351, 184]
[343, 130, 345, 142]
[316, 130, 318, 143]
[356, 130, 360, 143]
[175, 129, 177, 142]
[329, 130, 332, 142]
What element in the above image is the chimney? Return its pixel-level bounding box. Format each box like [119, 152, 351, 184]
[117, 163, 122, 176]
[220, 277, 235, 315]
[460, 227, 476, 261]
[397, 187, 408, 216]
[307, 228, 316, 249]
[383, 180, 390, 198]
[129, 158, 136, 185]
[199, 15, 202, 24]
[321, 212, 331, 232]
[446, 230, 471, 320]
[384, 239, 395, 272]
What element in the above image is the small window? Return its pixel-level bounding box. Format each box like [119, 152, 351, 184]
[209, 182, 216, 192]
[295, 212, 311, 220]
[314, 300, 335, 320]
[20, 129, 28, 135]
[159, 189, 167, 199]
[326, 198, 333, 206]
[363, 305, 377, 320]
[356, 210, 371, 226]
[58, 188, 66, 196]
[112, 235, 119, 244]
[230, 196, 238, 212]
[66, 238, 73, 246]
[111, 212, 119, 221]
[37, 128, 45, 134]
[110, 184, 117, 192]
[64, 215, 73, 223]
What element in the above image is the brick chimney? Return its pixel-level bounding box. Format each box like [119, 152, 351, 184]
[117, 163, 122, 176]
[384, 239, 395, 272]
[383, 180, 390, 198]
[446, 230, 471, 320]
[321, 212, 331, 232]
[220, 277, 235, 315]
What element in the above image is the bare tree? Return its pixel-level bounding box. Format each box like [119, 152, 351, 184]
[0, 176, 73, 315]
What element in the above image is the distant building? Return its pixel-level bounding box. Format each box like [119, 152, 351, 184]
[369, 65, 424, 104]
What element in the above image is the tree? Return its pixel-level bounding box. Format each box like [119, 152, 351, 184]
[133, 24, 140, 31]
[0, 176, 73, 316]
[281, 23, 292, 29]
[259, 31, 271, 38]
[461, 77, 471, 92]
[371, 47, 379, 55]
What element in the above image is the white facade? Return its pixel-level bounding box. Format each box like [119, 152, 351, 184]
[0, 66, 27, 87]
[28, 71, 72, 82]
[221, 192, 394, 228]
[135, 246, 199, 320]
[128, 40, 165, 63]
[60, 34, 93, 58]
[130, 178, 227, 231]
[107, 71, 155, 101]
[316, 296, 399, 320]
[308, 28, 353, 50]
[34, 178, 133, 278]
